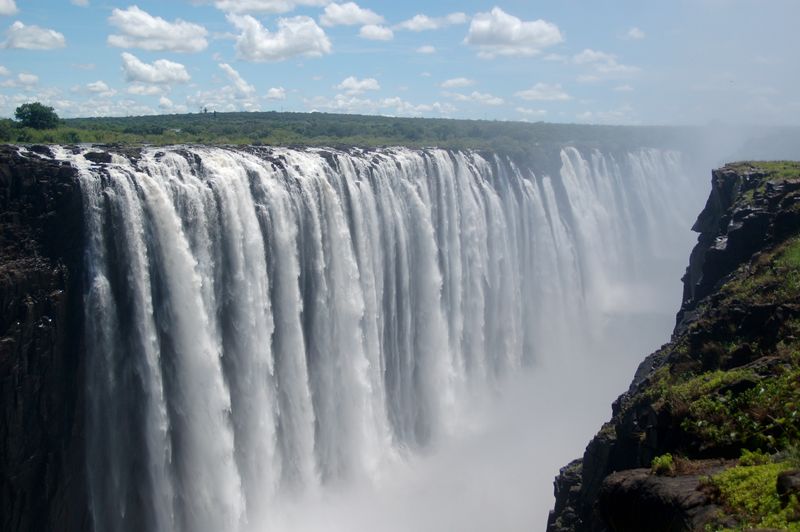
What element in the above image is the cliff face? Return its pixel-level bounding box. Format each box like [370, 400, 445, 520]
[548, 161, 800, 531]
[0, 146, 88, 531]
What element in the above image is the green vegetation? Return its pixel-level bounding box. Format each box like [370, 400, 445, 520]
[738, 448, 772, 467]
[723, 237, 800, 305]
[651, 453, 676, 475]
[14, 102, 60, 130]
[679, 364, 800, 451]
[733, 161, 800, 202]
[636, 165, 800, 530]
[707, 461, 800, 531]
[644, 239, 800, 454]
[727, 161, 800, 181]
[0, 108, 694, 154]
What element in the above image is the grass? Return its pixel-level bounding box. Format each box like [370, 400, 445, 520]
[722, 237, 800, 304]
[706, 460, 800, 531]
[729, 161, 800, 202]
[727, 161, 800, 180]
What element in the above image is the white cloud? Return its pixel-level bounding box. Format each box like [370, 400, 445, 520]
[0, 65, 8, 76]
[219, 62, 255, 95]
[576, 105, 635, 124]
[516, 107, 547, 118]
[440, 77, 474, 89]
[0, 0, 16, 15]
[108, 6, 208, 53]
[444, 91, 504, 106]
[86, 80, 116, 97]
[396, 12, 468, 31]
[0, 72, 37, 88]
[158, 96, 173, 109]
[0, 88, 164, 119]
[614, 84, 634, 92]
[320, 2, 383, 27]
[573, 48, 640, 80]
[307, 93, 456, 117]
[624, 27, 645, 40]
[380, 97, 456, 116]
[121, 52, 191, 84]
[17, 73, 37, 85]
[416, 45, 435, 54]
[359, 24, 393, 41]
[2, 21, 66, 49]
[336, 76, 380, 94]
[201, 0, 329, 15]
[516, 83, 571, 101]
[127, 84, 164, 96]
[187, 86, 260, 112]
[71, 0, 89, 6]
[465, 7, 562, 58]
[229, 14, 331, 62]
[573, 49, 615, 65]
[266, 86, 286, 100]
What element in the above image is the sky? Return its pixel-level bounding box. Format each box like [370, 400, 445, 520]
[0, 0, 798, 125]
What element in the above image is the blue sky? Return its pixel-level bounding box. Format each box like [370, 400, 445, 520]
[0, 0, 798, 125]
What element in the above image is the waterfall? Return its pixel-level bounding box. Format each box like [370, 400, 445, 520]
[55, 145, 697, 531]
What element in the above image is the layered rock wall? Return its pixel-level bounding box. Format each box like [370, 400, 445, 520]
[548, 162, 800, 531]
[0, 146, 88, 531]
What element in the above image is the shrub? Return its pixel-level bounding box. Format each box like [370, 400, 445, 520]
[651, 453, 675, 475]
[64, 131, 81, 144]
[740, 449, 772, 467]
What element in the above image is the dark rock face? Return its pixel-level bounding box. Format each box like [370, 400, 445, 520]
[0, 145, 88, 531]
[678, 168, 800, 328]
[548, 164, 800, 532]
[598, 468, 724, 532]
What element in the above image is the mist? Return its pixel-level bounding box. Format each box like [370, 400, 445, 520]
[255, 313, 684, 532]
[244, 131, 798, 532]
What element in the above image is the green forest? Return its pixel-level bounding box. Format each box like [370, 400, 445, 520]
[0, 106, 694, 158]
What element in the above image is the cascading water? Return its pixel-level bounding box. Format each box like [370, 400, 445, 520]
[55, 145, 699, 531]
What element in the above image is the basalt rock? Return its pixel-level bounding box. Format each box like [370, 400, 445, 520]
[548, 162, 800, 532]
[598, 467, 727, 532]
[0, 145, 88, 531]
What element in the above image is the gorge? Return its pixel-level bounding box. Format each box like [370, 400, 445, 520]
[2, 142, 706, 531]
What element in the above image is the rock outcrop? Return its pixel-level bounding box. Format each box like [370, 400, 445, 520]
[0, 145, 88, 531]
[548, 161, 800, 531]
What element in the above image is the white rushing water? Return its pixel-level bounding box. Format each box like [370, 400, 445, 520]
[56, 145, 701, 531]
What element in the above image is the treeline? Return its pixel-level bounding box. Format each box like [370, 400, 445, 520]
[1, 110, 696, 157]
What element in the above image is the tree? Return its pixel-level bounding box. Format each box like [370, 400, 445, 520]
[14, 102, 60, 130]
[0, 119, 13, 141]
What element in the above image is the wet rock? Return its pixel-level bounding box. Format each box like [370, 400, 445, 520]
[548, 162, 800, 532]
[0, 145, 88, 531]
[599, 469, 723, 532]
[777, 470, 800, 506]
[548, 460, 585, 532]
[83, 151, 112, 164]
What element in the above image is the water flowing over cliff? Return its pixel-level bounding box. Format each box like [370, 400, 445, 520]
[45, 145, 696, 531]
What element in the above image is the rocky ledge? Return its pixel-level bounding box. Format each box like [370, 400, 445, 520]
[0, 145, 87, 531]
[548, 161, 800, 531]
